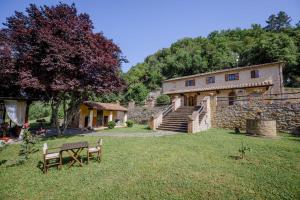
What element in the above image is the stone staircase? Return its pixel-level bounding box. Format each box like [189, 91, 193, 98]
[157, 106, 201, 132]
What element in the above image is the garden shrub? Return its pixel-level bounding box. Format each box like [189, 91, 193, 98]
[108, 121, 116, 129]
[156, 95, 170, 105]
[126, 120, 134, 127]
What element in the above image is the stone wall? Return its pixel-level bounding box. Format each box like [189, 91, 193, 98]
[128, 105, 169, 124]
[214, 102, 300, 132]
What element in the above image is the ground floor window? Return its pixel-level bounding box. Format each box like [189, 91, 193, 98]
[228, 91, 236, 105]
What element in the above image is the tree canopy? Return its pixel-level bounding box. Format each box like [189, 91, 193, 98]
[0, 3, 125, 134]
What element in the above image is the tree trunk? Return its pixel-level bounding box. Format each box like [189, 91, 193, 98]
[50, 100, 57, 126]
[51, 100, 62, 136]
[60, 94, 82, 135]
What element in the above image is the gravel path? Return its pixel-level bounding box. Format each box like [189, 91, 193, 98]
[46, 128, 184, 137]
[82, 130, 184, 137]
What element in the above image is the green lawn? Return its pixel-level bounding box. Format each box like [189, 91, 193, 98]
[0, 128, 299, 200]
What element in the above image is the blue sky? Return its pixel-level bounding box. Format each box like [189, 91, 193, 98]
[0, 0, 299, 72]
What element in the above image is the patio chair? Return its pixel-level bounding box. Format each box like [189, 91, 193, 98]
[87, 139, 103, 163]
[42, 143, 62, 173]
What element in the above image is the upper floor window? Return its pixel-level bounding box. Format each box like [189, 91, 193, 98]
[206, 76, 215, 84]
[185, 79, 195, 87]
[251, 70, 259, 78]
[225, 73, 239, 81]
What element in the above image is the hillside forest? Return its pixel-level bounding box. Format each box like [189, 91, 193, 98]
[122, 11, 300, 103]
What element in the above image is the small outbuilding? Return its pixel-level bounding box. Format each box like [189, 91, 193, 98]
[77, 101, 128, 129]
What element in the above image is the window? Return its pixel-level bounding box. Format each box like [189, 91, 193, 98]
[185, 79, 195, 87]
[206, 76, 215, 84]
[251, 70, 259, 78]
[225, 73, 239, 81]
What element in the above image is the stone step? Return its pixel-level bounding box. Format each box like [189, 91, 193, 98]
[170, 112, 194, 115]
[157, 127, 187, 132]
[159, 126, 188, 130]
[164, 115, 189, 118]
[162, 121, 187, 124]
[163, 118, 188, 121]
[161, 118, 187, 122]
[161, 121, 187, 124]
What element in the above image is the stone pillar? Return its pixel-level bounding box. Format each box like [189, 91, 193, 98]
[148, 112, 163, 130]
[172, 96, 181, 111]
[88, 109, 93, 128]
[209, 93, 217, 128]
[108, 111, 113, 121]
[123, 112, 128, 124]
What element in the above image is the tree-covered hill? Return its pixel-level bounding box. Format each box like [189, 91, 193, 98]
[123, 11, 300, 102]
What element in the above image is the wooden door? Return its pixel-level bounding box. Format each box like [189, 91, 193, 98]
[188, 96, 195, 106]
[103, 116, 109, 126]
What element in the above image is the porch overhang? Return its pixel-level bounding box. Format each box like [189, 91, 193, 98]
[164, 80, 273, 95]
[83, 101, 128, 112]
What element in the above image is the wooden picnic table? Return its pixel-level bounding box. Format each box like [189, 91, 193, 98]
[60, 141, 88, 168]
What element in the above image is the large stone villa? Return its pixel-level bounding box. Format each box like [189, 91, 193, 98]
[162, 61, 284, 106]
[149, 61, 300, 133]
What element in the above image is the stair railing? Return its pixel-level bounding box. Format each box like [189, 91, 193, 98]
[187, 99, 208, 133]
[162, 104, 173, 117]
[148, 103, 173, 130]
[198, 100, 207, 123]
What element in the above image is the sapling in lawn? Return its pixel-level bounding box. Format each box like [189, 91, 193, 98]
[238, 142, 251, 159]
[6, 129, 39, 167]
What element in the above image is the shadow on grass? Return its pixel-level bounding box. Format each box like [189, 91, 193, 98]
[0, 159, 7, 166]
[229, 155, 242, 160]
[228, 131, 246, 135]
[41, 134, 85, 141]
[36, 153, 101, 173]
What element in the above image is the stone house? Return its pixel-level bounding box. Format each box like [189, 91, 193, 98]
[76, 101, 128, 129]
[149, 62, 289, 133]
[162, 62, 284, 106]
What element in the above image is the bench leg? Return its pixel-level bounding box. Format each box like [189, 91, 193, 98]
[60, 153, 62, 169]
[87, 151, 89, 164]
[43, 160, 47, 174]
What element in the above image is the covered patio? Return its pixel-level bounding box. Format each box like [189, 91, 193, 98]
[77, 101, 128, 129]
[0, 97, 33, 141]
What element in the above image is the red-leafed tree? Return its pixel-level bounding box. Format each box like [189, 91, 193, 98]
[0, 3, 125, 135]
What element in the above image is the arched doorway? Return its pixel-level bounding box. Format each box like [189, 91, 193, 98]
[228, 91, 236, 105]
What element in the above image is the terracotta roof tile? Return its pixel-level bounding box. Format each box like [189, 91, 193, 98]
[83, 101, 128, 111]
[163, 61, 284, 82]
[164, 80, 273, 94]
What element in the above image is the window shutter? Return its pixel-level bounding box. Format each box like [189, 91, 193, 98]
[225, 74, 228, 81]
[236, 73, 239, 80]
[206, 77, 209, 84]
[251, 70, 255, 78]
[185, 80, 188, 86]
[212, 76, 215, 83]
[256, 70, 259, 78]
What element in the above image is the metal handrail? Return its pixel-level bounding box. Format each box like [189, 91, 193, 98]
[162, 104, 173, 117]
[197, 100, 207, 123]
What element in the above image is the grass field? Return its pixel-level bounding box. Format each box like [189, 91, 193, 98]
[0, 128, 299, 200]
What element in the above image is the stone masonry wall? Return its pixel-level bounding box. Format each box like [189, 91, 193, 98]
[128, 105, 169, 124]
[214, 102, 300, 132]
